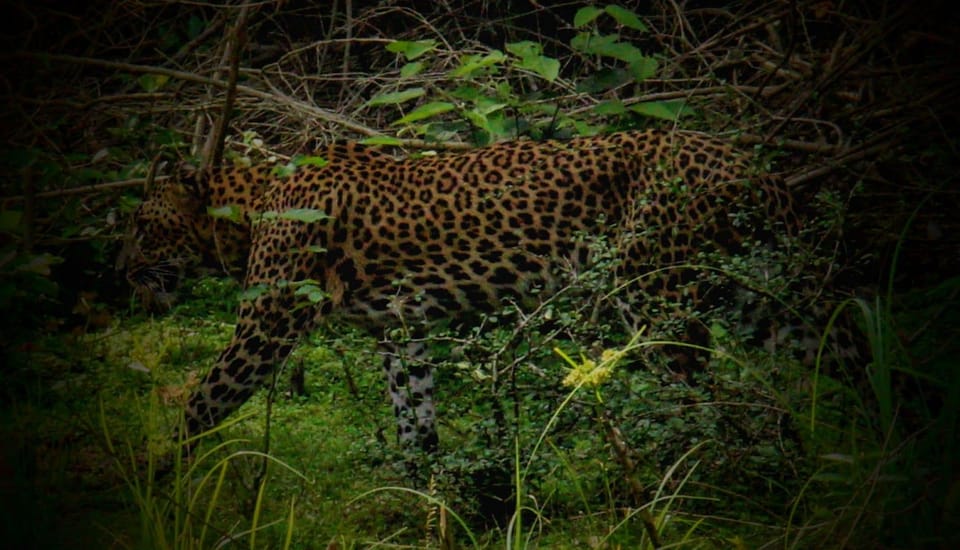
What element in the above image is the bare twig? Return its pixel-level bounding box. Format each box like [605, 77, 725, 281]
[7, 52, 381, 137]
[735, 134, 843, 154]
[786, 140, 899, 188]
[202, 2, 251, 169]
[1, 177, 163, 204]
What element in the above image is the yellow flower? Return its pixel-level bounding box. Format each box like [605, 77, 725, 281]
[560, 350, 618, 389]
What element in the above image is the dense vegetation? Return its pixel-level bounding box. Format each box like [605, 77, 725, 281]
[1, 1, 957, 548]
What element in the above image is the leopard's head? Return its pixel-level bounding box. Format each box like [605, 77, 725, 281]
[118, 168, 208, 310]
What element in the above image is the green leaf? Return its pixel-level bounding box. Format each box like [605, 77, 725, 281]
[365, 87, 426, 107]
[239, 284, 269, 302]
[605, 5, 647, 31]
[391, 102, 455, 125]
[573, 6, 603, 27]
[594, 99, 627, 115]
[277, 208, 331, 223]
[571, 119, 602, 136]
[572, 33, 645, 63]
[576, 68, 632, 93]
[293, 155, 329, 168]
[294, 283, 327, 300]
[505, 41, 542, 59]
[450, 85, 482, 101]
[385, 40, 436, 60]
[272, 163, 297, 178]
[400, 61, 424, 78]
[207, 204, 245, 223]
[463, 109, 490, 133]
[517, 54, 560, 82]
[450, 51, 506, 78]
[628, 57, 659, 81]
[137, 74, 169, 92]
[507, 41, 560, 82]
[628, 100, 690, 121]
[474, 97, 507, 115]
[360, 136, 404, 146]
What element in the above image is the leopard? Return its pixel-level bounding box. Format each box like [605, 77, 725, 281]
[119, 143, 393, 309]
[122, 129, 824, 454]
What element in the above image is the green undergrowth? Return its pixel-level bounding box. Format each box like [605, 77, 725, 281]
[2, 269, 957, 548]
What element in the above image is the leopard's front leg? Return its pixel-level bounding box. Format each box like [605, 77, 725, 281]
[185, 290, 312, 438]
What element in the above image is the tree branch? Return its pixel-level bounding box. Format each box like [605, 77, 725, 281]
[203, 2, 251, 169]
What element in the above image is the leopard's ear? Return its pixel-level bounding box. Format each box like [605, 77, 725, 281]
[166, 161, 210, 213]
[173, 161, 211, 200]
[174, 161, 199, 189]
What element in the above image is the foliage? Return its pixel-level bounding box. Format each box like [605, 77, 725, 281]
[366, 3, 679, 144]
[0, 0, 957, 548]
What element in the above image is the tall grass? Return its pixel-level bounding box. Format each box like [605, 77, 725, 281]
[100, 397, 304, 549]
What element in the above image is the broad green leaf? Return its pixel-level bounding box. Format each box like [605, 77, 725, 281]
[272, 162, 297, 178]
[573, 6, 603, 27]
[576, 68, 631, 93]
[207, 204, 244, 223]
[605, 5, 648, 31]
[365, 87, 426, 107]
[450, 51, 506, 78]
[629, 100, 689, 121]
[391, 101, 455, 125]
[240, 284, 269, 302]
[463, 109, 490, 133]
[495, 81, 518, 101]
[505, 41, 542, 58]
[277, 208, 331, 223]
[594, 99, 627, 115]
[474, 97, 507, 115]
[451, 84, 482, 101]
[570, 32, 592, 53]
[385, 39, 436, 60]
[484, 115, 514, 139]
[629, 57, 659, 81]
[572, 33, 645, 63]
[293, 155, 329, 168]
[117, 195, 141, 214]
[516, 55, 560, 82]
[507, 41, 559, 82]
[287, 278, 319, 288]
[294, 283, 327, 298]
[360, 135, 405, 146]
[137, 74, 169, 92]
[400, 61, 424, 78]
[571, 119, 602, 136]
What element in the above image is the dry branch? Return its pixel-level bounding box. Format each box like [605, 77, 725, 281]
[1, 178, 165, 204]
[8, 52, 379, 137]
[202, 2, 251, 169]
